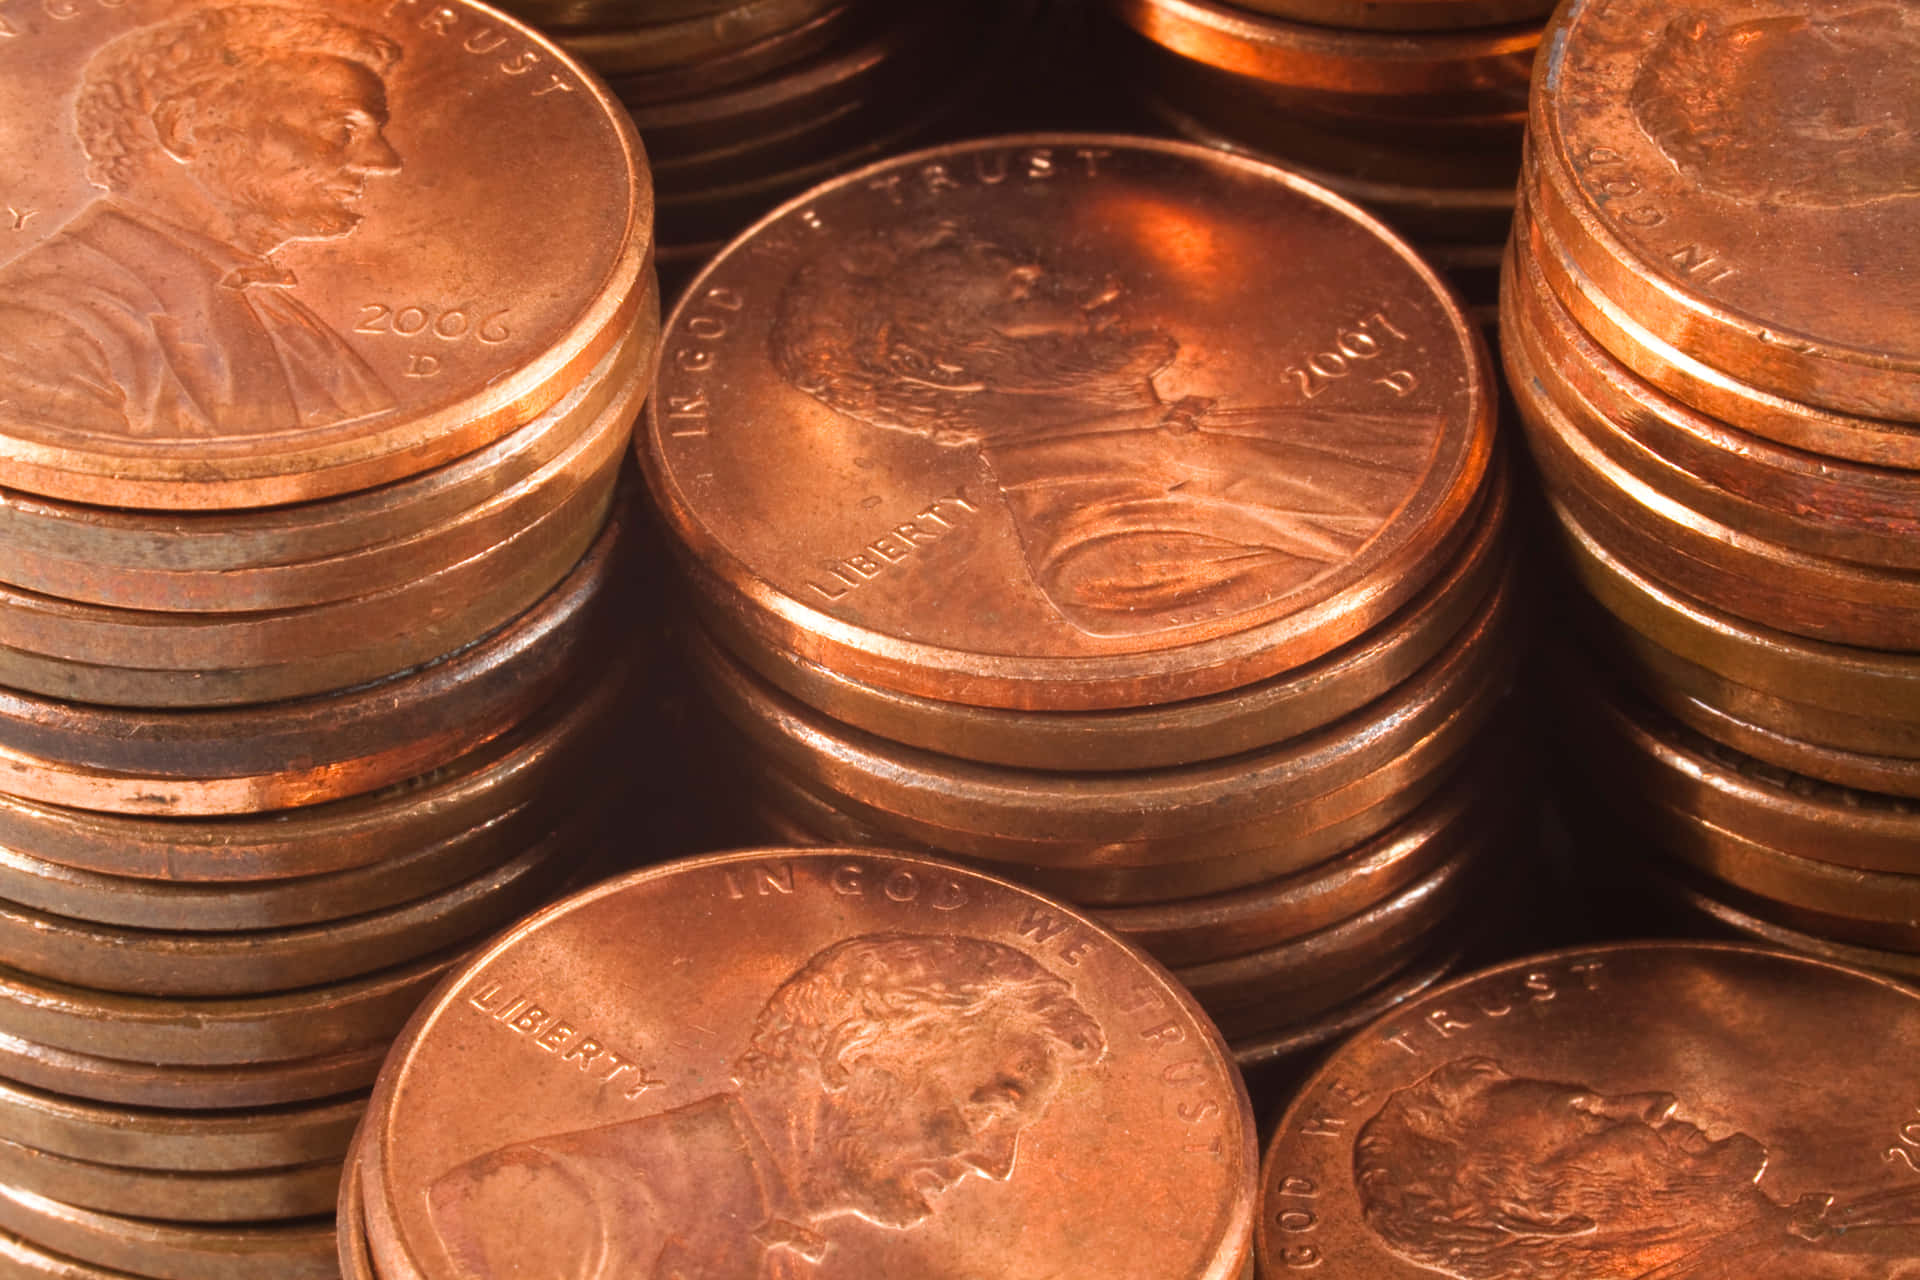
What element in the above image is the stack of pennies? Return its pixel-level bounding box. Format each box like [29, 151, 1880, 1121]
[342, 848, 1258, 1279]
[0, 0, 656, 1273]
[1502, 0, 1920, 979]
[1097, 0, 1552, 314]
[638, 134, 1520, 1079]
[1255, 941, 1920, 1277]
[486, 0, 1043, 294]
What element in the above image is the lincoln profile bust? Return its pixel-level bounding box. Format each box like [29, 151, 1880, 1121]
[426, 933, 1106, 1279]
[769, 220, 1437, 639]
[0, 4, 403, 438]
[1355, 1057, 1920, 1279]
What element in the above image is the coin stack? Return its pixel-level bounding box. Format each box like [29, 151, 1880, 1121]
[1097, 0, 1552, 316]
[342, 848, 1258, 1279]
[0, 2, 656, 1274]
[1504, 1, 1920, 984]
[638, 135, 1520, 1090]
[484, 0, 1044, 293]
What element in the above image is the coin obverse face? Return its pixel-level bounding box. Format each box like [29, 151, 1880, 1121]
[0, 0, 646, 504]
[364, 849, 1257, 1279]
[1256, 942, 1920, 1278]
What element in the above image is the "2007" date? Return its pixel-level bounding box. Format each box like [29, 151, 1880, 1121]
[1285, 310, 1416, 400]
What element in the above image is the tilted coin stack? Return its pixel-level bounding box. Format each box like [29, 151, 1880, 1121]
[0, 2, 656, 1274]
[640, 135, 1523, 1100]
[1098, 0, 1552, 319]
[1503, 1, 1920, 985]
[342, 849, 1257, 1279]
[482, 0, 1045, 293]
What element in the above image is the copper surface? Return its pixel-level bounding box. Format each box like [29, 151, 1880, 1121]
[1223, 0, 1551, 30]
[339, 1121, 376, 1280]
[0, 1181, 335, 1280]
[0, 1138, 337, 1222]
[1256, 942, 1920, 1275]
[698, 461, 1508, 771]
[0, 0, 650, 509]
[0, 1080, 359, 1173]
[0, 1031, 385, 1113]
[1646, 862, 1920, 984]
[601, 4, 861, 108]
[1232, 940, 1462, 1075]
[1530, 1, 1920, 423]
[1508, 232, 1920, 569]
[0, 1225, 152, 1278]
[361, 849, 1257, 1279]
[1652, 681, 1920, 801]
[503, 0, 747, 25]
[1520, 191, 1920, 470]
[559, 0, 842, 74]
[0, 945, 463, 1066]
[645, 134, 1492, 710]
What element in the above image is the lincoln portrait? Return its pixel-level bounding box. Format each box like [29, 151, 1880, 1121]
[426, 933, 1106, 1279]
[1354, 1057, 1920, 1279]
[0, 4, 404, 438]
[768, 220, 1437, 639]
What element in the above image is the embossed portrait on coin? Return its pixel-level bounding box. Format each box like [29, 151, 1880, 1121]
[0, 5, 403, 438]
[770, 221, 1435, 639]
[427, 934, 1106, 1279]
[1354, 1057, 1920, 1279]
[1631, 7, 1920, 208]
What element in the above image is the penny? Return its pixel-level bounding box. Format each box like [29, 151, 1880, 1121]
[504, 0, 747, 25]
[0, 1183, 335, 1280]
[338, 1124, 376, 1280]
[0, 661, 622, 884]
[1232, 940, 1461, 1085]
[699, 457, 1508, 771]
[597, 4, 863, 108]
[1650, 680, 1920, 801]
[645, 134, 1493, 711]
[0, 1139, 338, 1223]
[1553, 494, 1920, 724]
[1111, 0, 1538, 105]
[0, 1081, 359, 1173]
[1226, 0, 1551, 30]
[1520, 195, 1920, 470]
[359, 849, 1256, 1279]
[0, 946, 464, 1066]
[1513, 310, 1920, 649]
[693, 576, 1511, 854]
[0, 1032, 385, 1113]
[1256, 942, 1920, 1276]
[0, 0, 651, 508]
[1645, 862, 1920, 984]
[1529, 1, 1920, 423]
[1506, 228, 1920, 569]
[0, 1225, 148, 1279]
[558, 0, 844, 75]
[0, 817, 581, 997]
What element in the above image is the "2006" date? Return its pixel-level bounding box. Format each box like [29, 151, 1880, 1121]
[355, 303, 512, 344]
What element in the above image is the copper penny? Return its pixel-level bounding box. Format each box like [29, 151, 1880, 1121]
[558, 0, 843, 75]
[0, 0, 650, 508]
[1506, 227, 1920, 570]
[1530, 1, 1920, 423]
[503, 0, 747, 25]
[0, 1080, 359, 1173]
[1645, 861, 1920, 984]
[1256, 942, 1920, 1275]
[1650, 680, 1920, 800]
[600, 4, 863, 109]
[0, 945, 464, 1066]
[0, 1225, 150, 1278]
[644, 134, 1493, 710]
[1232, 939, 1462, 1082]
[697, 459, 1508, 771]
[0, 1182, 334, 1280]
[0, 1031, 385, 1113]
[1520, 192, 1920, 470]
[338, 1122, 377, 1280]
[1223, 0, 1551, 31]
[0, 1139, 338, 1223]
[360, 849, 1257, 1279]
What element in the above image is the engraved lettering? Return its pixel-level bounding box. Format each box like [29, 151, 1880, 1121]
[4, 207, 36, 230]
[1056, 936, 1092, 966]
[1276, 1246, 1323, 1269]
[1024, 148, 1055, 179]
[688, 315, 727, 340]
[1074, 147, 1111, 177]
[531, 74, 573, 97]
[404, 352, 441, 379]
[1286, 312, 1411, 400]
[1885, 1106, 1920, 1175]
[1177, 1100, 1220, 1124]
[845, 553, 882, 577]
[1383, 1029, 1419, 1056]
[882, 869, 919, 902]
[1278, 1210, 1316, 1232]
[1425, 1009, 1470, 1037]
[973, 152, 1009, 184]
[1375, 370, 1418, 396]
[830, 863, 864, 895]
[467, 982, 510, 1014]
[461, 27, 506, 52]
[1162, 1060, 1205, 1084]
[1570, 961, 1604, 990]
[705, 287, 745, 311]
[510, 1005, 551, 1034]
[869, 536, 910, 562]
[808, 577, 849, 602]
[893, 521, 939, 545]
[559, 1038, 603, 1069]
[1300, 1113, 1347, 1138]
[536, 1021, 575, 1051]
[921, 163, 961, 195]
[420, 5, 457, 33]
[1016, 907, 1073, 944]
[1668, 243, 1736, 285]
[1140, 1021, 1186, 1047]
[1276, 1176, 1317, 1198]
[675, 349, 713, 373]
[498, 49, 539, 75]
[868, 174, 907, 205]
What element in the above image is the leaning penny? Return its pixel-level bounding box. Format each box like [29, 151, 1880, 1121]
[0, 1031, 385, 1113]
[0, 1182, 335, 1280]
[0, 1080, 359, 1173]
[0, 0, 650, 508]
[697, 465, 1508, 771]
[0, 1139, 338, 1223]
[1529, 0, 1920, 422]
[645, 134, 1492, 710]
[1256, 942, 1920, 1276]
[360, 849, 1257, 1279]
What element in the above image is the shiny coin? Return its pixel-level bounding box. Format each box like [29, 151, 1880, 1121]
[0, 1138, 337, 1223]
[0, 1182, 333, 1280]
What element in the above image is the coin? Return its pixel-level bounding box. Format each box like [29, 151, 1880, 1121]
[0, 1139, 338, 1223]
[1650, 680, 1920, 801]
[1645, 861, 1920, 984]
[645, 134, 1493, 710]
[1529, 1, 1920, 423]
[0, 1081, 359, 1173]
[0, 0, 651, 508]
[598, 3, 864, 108]
[360, 849, 1257, 1279]
[1256, 942, 1920, 1276]
[0, 1225, 148, 1279]
[558, 0, 844, 75]
[0, 1182, 335, 1280]
[1224, 0, 1551, 31]
[0, 1031, 386, 1113]
[338, 1123, 377, 1280]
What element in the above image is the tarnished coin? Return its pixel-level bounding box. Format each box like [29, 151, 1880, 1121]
[644, 134, 1492, 710]
[0, 1181, 335, 1280]
[1530, 0, 1920, 423]
[0, 0, 650, 508]
[0, 1030, 385, 1112]
[1256, 942, 1920, 1275]
[360, 849, 1257, 1279]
